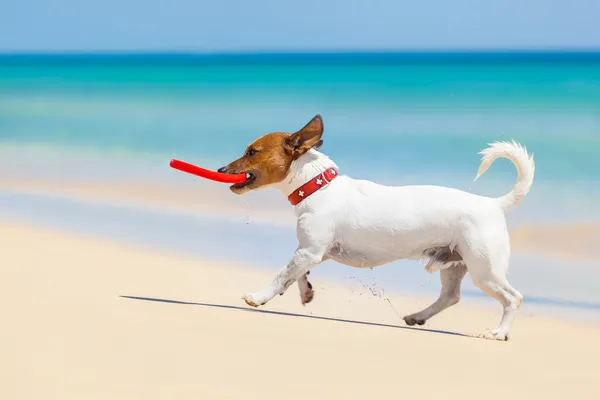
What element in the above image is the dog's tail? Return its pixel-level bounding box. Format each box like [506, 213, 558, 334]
[474, 140, 535, 213]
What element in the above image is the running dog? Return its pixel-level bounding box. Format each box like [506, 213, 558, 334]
[218, 115, 534, 340]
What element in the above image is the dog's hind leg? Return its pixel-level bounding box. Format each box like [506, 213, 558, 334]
[403, 263, 467, 326]
[461, 232, 523, 341]
[469, 262, 523, 341]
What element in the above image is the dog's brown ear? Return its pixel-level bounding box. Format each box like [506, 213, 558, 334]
[285, 114, 324, 158]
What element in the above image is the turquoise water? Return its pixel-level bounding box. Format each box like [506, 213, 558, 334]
[1, 52, 599, 214]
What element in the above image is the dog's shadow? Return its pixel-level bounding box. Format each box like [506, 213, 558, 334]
[120, 295, 474, 338]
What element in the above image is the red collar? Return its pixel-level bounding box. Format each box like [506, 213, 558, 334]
[288, 168, 338, 206]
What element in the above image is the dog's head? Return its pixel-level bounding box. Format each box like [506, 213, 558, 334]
[218, 115, 324, 194]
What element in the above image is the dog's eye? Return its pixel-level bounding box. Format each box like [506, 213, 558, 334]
[245, 148, 258, 157]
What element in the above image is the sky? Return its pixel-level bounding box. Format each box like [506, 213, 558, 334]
[1, 0, 599, 52]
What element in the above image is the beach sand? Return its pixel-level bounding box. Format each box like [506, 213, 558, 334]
[2, 223, 600, 400]
[2, 176, 600, 262]
[511, 222, 600, 261]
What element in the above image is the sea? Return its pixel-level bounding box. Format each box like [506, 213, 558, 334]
[1, 52, 599, 319]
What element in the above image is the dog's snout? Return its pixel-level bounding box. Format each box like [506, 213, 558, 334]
[217, 166, 228, 173]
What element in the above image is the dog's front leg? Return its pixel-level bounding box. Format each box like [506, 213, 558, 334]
[242, 221, 332, 308]
[297, 272, 314, 305]
[242, 248, 323, 308]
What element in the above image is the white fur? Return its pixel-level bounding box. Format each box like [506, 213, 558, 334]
[243, 142, 535, 341]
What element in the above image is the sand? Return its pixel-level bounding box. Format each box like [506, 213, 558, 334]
[511, 222, 600, 261]
[0, 178, 295, 227]
[2, 223, 600, 400]
[3, 176, 600, 262]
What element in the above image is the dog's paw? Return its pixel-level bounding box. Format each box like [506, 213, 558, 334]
[300, 288, 314, 305]
[297, 274, 314, 305]
[242, 293, 265, 308]
[403, 315, 426, 326]
[478, 328, 509, 341]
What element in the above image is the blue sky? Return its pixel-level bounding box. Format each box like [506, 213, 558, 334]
[1, 0, 599, 52]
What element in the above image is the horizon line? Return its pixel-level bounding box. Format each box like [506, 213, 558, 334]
[2, 49, 600, 65]
[2, 47, 600, 55]
[0, 49, 600, 67]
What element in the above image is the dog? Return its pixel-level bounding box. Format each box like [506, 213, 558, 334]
[218, 115, 534, 340]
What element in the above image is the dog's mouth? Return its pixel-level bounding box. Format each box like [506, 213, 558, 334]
[230, 172, 256, 191]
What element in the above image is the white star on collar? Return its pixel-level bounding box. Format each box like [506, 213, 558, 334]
[331, 169, 337, 175]
[316, 178, 323, 185]
[298, 190, 305, 197]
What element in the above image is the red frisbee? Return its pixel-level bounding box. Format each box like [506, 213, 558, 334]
[169, 159, 247, 184]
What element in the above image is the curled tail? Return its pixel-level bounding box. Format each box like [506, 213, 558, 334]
[474, 140, 535, 213]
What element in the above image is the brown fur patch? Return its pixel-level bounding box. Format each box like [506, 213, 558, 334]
[218, 115, 324, 194]
[424, 246, 463, 263]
